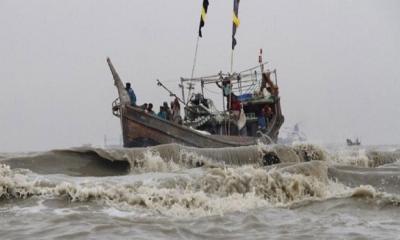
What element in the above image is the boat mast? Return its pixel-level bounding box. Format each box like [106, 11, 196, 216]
[179, 78, 186, 102]
[231, 0, 240, 73]
[188, 0, 210, 102]
[228, 0, 241, 135]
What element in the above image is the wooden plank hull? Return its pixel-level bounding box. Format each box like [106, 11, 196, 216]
[120, 106, 261, 148]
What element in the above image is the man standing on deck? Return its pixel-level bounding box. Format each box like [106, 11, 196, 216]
[216, 77, 233, 109]
[125, 82, 137, 106]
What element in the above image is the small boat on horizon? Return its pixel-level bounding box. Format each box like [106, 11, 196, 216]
[346, 138, 361, 146]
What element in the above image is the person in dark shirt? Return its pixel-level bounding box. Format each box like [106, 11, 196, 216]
[258, 107, 267, 130]
[230, 94, 241, 111]
[163, 102, 172, 120]
[265, 105, 274, 123]
[140, 103, 148, 112]
[125, 82, 137, 106]
[147, 103, 155, 115]
[157, 106, 167, 119]
[216, 77, 233, 110]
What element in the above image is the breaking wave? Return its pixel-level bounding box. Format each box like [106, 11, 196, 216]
[1, 143, 334, 176]
[0, 162, 345, 216]
[328, 147, 400, 167]
[1, 143, 400, 217]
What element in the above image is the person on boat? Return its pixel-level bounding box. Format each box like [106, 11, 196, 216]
[163, 102, 172, 121]
[125, 82, 137, 106]
[229, 94, 247, 135]
[257, 107, 267, 131]
[216, 77, 234, 109]
[171, 97, 182, 124]
[157, 106, 167, 119]
[230, 94, 241, 111]
[216, 77, 232, 96]
[265, 105, 274, 123]
[147, 103, 155, 115]
[230, 94, 242, 122]
[140, 103, 148, 112]
[261, 72, 279, 98]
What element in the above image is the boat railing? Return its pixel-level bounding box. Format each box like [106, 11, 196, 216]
[112, 97, 121, 117]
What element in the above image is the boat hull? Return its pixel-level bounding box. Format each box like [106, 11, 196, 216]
[120, 106, 260, 148]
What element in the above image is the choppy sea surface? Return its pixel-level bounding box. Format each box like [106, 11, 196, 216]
[1, 143, 400, 240]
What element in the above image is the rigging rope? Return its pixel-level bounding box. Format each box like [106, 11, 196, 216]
[188, 35, 201, 101]
[190, 36, 200, 79]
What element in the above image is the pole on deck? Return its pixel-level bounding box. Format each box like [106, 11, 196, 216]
[222, 86, 226, 134]
[191, 36, 200, 79]
[188, 36, 201, 101]
[273, 69, 278, 86]
[230, 49, 234, 73]
[157, 79, 185, 105]
[179, 78, 186, 103]
[228, 91, 232, 136]
[201, 80, 204, 96]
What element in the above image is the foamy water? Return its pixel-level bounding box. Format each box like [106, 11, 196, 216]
[1, 143, 400, 239]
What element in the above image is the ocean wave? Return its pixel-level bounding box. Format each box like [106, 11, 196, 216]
[0, 161, 362, 217]
[2, 144, 307, 176]
[2, 143, 400, 217]
[327, 148, 400, 168]
[6, 143, 398, 177]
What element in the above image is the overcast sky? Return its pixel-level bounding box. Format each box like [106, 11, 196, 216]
[0, 0, 399, 152]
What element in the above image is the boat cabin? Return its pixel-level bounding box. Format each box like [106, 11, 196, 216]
[179, 66, 284, 142]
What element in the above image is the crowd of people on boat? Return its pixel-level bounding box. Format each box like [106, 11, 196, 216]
[215, 72, 279, 132]
[142, 99, 182, 124]
[124, 70, 278, 132]
[125, 82, 182, 124]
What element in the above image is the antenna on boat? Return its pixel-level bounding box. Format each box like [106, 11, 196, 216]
[156, 79, 186, 105]
[259, 48, 264, 72]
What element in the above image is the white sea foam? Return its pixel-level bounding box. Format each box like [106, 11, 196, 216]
[2, 144, 400, 218]
[0, 161, 360, 217]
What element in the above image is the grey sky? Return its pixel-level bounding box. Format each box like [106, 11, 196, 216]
[0, 0, 399, 152]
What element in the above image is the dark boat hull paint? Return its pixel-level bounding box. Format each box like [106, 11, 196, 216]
[120, 105, 283, 148]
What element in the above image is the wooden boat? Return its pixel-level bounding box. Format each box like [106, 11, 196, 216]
[107, 58, 284, 148]
[107, 1, 284, 148]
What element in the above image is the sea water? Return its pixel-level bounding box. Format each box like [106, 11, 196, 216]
[1, 143, 400, 239]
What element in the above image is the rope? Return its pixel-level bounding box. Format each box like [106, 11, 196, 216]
[228, 48, 234, 135]
[190, 36, 200, 79]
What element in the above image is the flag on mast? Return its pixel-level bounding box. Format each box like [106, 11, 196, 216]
[232, 0, 240, 50]
[198, 0, 210, 37]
